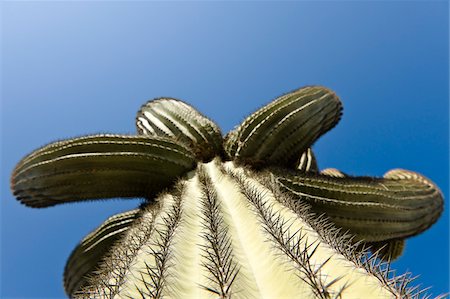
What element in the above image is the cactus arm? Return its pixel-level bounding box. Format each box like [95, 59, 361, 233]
[64, 209, 142, 297]
[136, 98, 224, 161]
[10, 135, 196, 207]
[319, 168, 406, 260]
[270, 168, 443, 242]
[297, 148, 319, 172]
[224, 86, 342, 167]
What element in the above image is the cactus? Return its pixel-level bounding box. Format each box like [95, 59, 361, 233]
[10, 86, 444, 298]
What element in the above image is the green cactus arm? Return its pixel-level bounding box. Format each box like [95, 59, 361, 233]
[270, 168, 443, 242]
[10, 134, 196, 207]
[319, 168, 405, 260]
[64, 208, 142, 297]
[224, 86, 342, 168]
[136, 98, 224, 162]
[297, 148, 319, 172]
[317, 168, 406, 260]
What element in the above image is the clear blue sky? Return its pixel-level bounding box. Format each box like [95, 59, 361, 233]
[1, 2, 448, 298]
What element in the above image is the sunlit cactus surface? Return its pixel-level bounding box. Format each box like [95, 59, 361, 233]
[11, 86, 444, 299]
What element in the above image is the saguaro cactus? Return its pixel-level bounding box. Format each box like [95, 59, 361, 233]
[11, 86, 444, 298]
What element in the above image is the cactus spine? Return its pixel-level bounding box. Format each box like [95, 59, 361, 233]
[10, 86, 444, 298]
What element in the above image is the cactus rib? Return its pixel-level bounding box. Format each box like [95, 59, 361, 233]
[197, 165, 239, 298]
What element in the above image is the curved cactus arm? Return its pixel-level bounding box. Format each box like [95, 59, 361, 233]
[136, 98, 224, 162]
[319, 168, 406, 260]
[11, 134, 196, 207]
[224, 86, 342, 168]
[297, 148, 319, 173]
[270, 168, 444, 242]
[320, 168, 405, 260]
[64, 208, 142, 297]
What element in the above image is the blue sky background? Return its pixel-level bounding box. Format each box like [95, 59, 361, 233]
[1, 2, 448, 298]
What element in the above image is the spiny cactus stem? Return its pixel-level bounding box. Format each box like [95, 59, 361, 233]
[226, 165, 340, 298]
[79, 204, 160, 297]
[197, 165, 239, 298]
[70, 160, 436, 299]
[64, 209, 141, 295]
[223, 161, 398, 298]
[123, 186, 184, 298]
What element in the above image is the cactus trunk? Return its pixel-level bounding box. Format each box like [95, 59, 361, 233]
[69, 159, 409, 299]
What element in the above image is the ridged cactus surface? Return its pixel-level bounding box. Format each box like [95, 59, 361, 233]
[10, 86, 444, 298]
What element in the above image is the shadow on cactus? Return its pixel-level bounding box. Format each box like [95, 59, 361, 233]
[11, 86, 444, 298]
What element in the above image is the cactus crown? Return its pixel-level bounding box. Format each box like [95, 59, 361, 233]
[10, 86, 444, 298]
